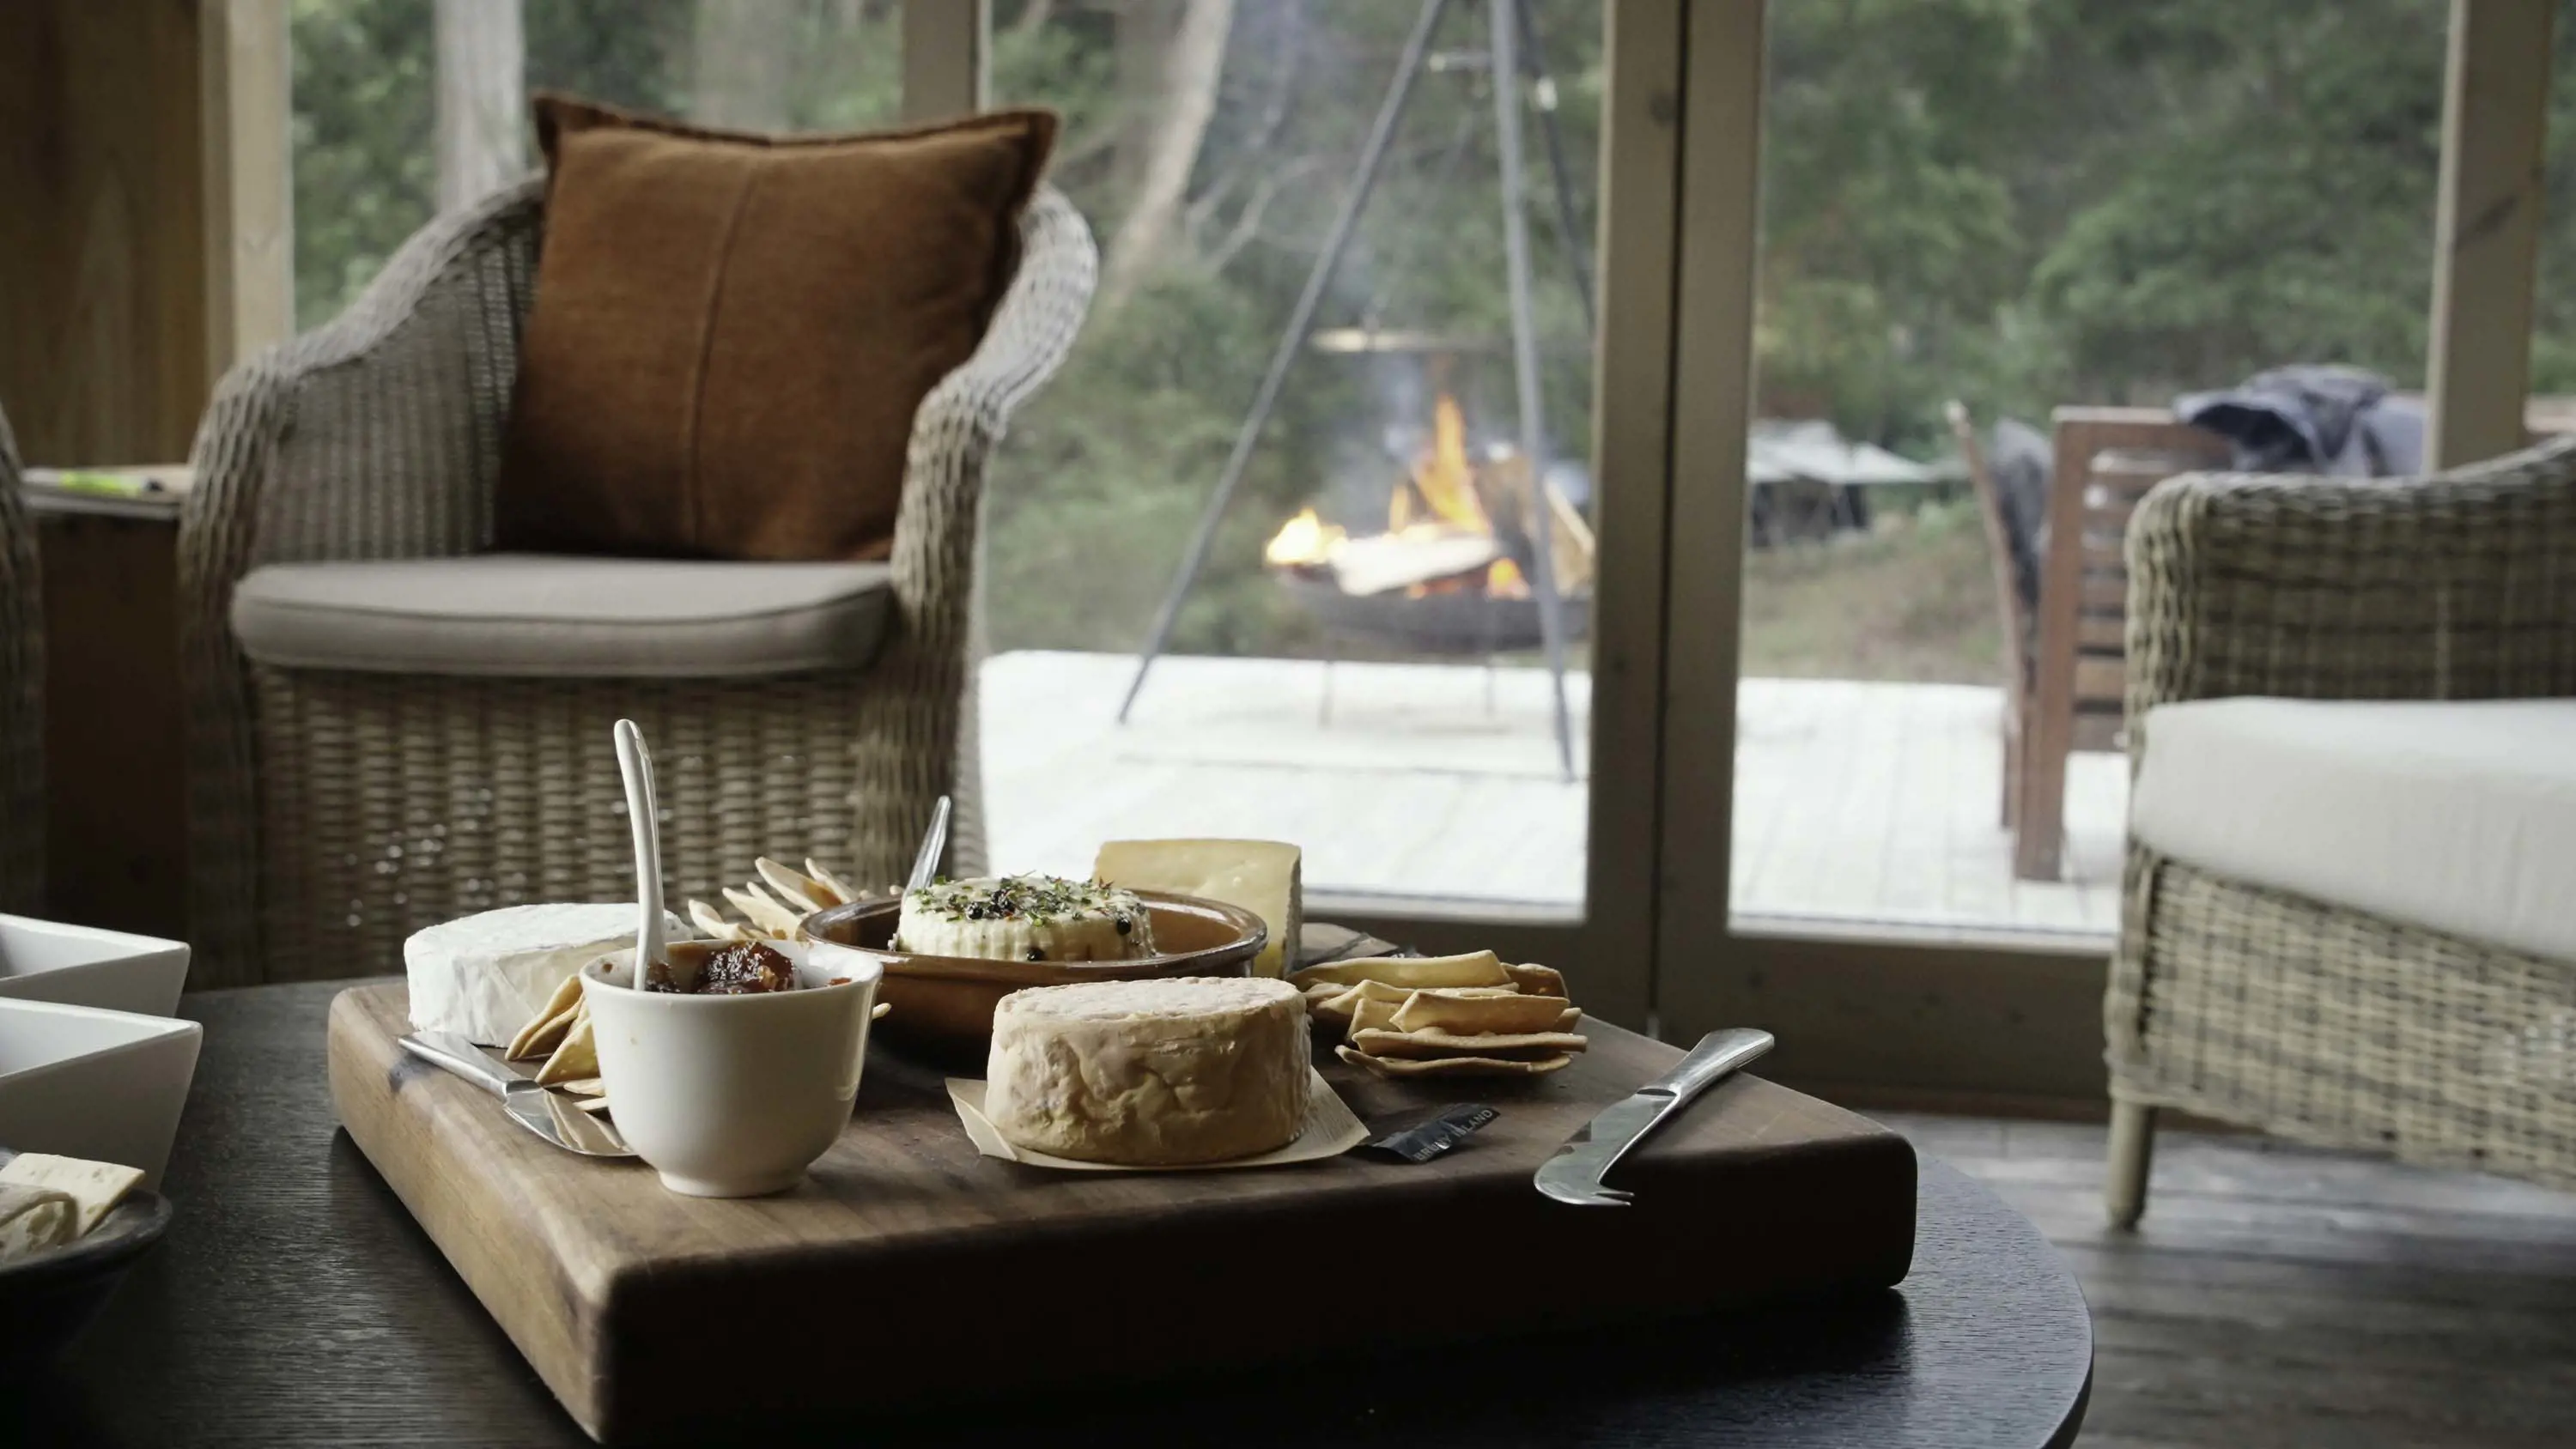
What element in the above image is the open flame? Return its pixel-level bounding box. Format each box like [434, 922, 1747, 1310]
[1392, 395, 1494, 536]
[1264, 506, 1346, 567]
[1264, 390, 1590, 609]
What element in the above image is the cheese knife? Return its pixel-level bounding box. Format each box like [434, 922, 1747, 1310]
[400, 1032, 635, 1159]
[1534, 1028, 1775, 1207]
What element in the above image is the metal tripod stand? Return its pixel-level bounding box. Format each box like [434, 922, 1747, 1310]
[1114, 0, 1595, 783]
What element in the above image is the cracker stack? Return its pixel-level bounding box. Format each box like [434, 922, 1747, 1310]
[1291, 952, 1585, 1077]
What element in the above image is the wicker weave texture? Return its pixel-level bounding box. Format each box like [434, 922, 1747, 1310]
[0, 408, 39, 914]
[2111, 852, 2576, 1191]
[183, 185, 1097, 986]
[2111, 434, 2576, 1187]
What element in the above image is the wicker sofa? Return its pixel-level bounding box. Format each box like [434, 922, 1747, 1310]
[2105, 434, 2576, 1225]
[0, 406, 38, 914]
[179, 181, 1096, 987]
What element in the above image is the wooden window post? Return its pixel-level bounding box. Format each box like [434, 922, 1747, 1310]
[2425, 0, 2556, 469]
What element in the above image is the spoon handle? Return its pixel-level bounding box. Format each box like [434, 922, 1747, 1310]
[613, 719, 667, 971]
[908, 795, 953, 893]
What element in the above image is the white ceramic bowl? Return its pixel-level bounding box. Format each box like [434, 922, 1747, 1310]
[0, 914, 191, 1018]
[580, 940, 882, 1197]
[0, 997, 202, 1189]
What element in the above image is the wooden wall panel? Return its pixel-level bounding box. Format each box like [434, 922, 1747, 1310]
[0, 0, 212, 467]
[38, 512, 187, 940]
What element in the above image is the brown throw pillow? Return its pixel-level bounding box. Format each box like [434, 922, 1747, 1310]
[493, 94, 1058, 562]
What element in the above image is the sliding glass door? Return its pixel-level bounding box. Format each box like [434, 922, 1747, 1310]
[1656, 0, 2488, 1105]
[971, 0, 1688, 1022]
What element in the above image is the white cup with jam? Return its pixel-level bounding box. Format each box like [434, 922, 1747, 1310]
[580, 937, 882, 1197]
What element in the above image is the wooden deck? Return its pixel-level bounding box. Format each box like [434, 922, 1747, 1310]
[981, 652, 2123, 937]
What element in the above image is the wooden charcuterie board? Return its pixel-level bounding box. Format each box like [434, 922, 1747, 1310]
[327, 981, 1916, 1444]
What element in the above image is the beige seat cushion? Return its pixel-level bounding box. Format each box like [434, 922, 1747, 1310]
[229, 555, 891, 678]
[2132, 696, 2576, 962]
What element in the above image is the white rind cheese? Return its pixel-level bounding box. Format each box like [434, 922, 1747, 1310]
[983, 977, 1309, 1165]
[1093, 840, 1303, 978]
[896, 876, 1156, 962]
[406, 904, 685, 1046]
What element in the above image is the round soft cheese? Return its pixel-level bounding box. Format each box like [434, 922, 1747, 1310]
[983, 977, 1310, 1165]
[896, 875, 1156, 963]
[405, 903, 687, 1046]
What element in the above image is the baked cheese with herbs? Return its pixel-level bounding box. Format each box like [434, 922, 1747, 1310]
[896, 875, 1157, 962]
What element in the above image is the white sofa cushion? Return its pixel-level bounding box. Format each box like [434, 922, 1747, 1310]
[2130, 697, 2576, 963]
[229, 555, 891, 678]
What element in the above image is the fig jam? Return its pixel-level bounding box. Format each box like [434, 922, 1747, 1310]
[649, 940, 798, 994]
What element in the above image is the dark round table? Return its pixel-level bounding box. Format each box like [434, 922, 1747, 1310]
[3, 983, 2090, 1447]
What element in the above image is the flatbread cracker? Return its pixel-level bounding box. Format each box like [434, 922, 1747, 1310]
[1504, 963, 1568, 997]
[533, 1012, 598, 1086]
[1351, 1028, 1590, 1058]
[689, 899, 750, 943]
[805, 858, 861, 907]
[1288, 951, 1512, 991]
[507, 997, 580, 1063]
[572, 1095, 616, 1116]
[755, 858, 827, 912]
[1391, 991, 1573, 1036]
[552, 1076, 606, 1098]
[1337, 1046, 1571, 1078]
[1347, 997, 1402, 1036]
[722, 882, 803, 936]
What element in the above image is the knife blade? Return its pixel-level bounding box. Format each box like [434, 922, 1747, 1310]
[1534, 1028, 1775, 1207]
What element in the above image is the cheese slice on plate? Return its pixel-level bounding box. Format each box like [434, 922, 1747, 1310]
[0, 1153, 143, 1237]
[407, 904, 687, 1046]
[1093, 840, 1302, 979]
[0, 1182, 76, 1263]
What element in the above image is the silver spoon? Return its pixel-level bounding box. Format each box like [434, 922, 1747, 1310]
[400, 1032, 635, 1157]
[613, 719, 669, 983]
[907, 794, 953, 892]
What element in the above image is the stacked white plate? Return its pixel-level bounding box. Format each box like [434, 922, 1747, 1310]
[0, 914, 197, 1189]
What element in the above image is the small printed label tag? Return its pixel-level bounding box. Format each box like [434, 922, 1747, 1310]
[1358, 1103, 1499, 1163]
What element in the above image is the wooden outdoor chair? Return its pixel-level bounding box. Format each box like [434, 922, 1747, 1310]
[1944, 401, 2034, 830]
[2014, 408, 2227, 882]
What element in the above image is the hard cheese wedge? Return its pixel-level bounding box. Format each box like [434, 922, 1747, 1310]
[0, 1152, 143, 1236]
[1094, 840, 1303, 979]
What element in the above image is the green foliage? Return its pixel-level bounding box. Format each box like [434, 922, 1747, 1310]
[289, 0, 2561, 678]
[291, 0, 434, 327]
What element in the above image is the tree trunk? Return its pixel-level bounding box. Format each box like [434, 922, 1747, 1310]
[692, 0, 798, 132]
[434, 0, 527, 212]
[1099, 0, 1234, 312]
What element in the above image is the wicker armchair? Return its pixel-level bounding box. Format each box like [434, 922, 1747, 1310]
[0, 406, 39, 914]
[180, 182, 1097, 986]
[2105, 434, 2576, 1225]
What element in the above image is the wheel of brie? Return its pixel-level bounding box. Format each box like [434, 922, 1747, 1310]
[896, 875, 1157, 962]
[984, 977, 1311, 1165]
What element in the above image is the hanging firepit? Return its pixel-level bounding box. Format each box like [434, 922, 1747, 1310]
[1263, 394, 1595, 656]
[1272, 568, 1592, 654]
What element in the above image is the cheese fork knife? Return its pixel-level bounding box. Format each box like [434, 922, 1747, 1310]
[1534, 1028, 1775, 1207]
[400, 1032, 635, 1159]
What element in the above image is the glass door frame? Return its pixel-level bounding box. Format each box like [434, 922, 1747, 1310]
[946, 0, 1695, 1032]
[1650, 0, 2561, 1112]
